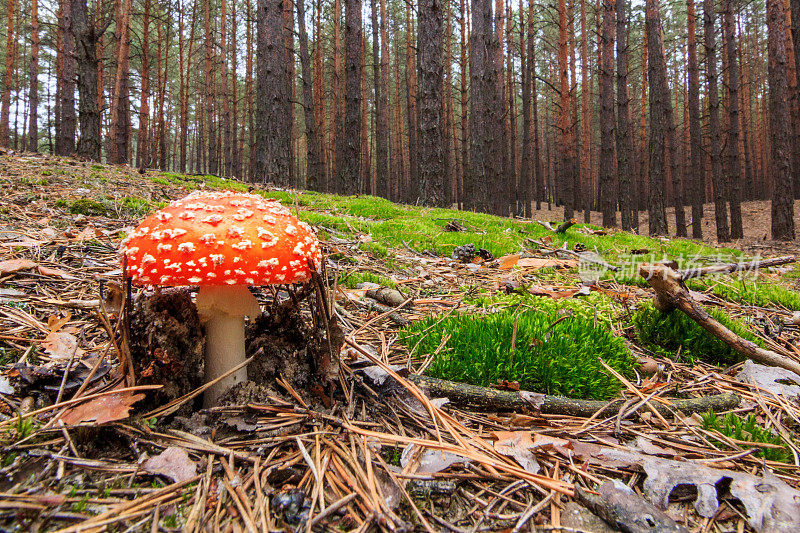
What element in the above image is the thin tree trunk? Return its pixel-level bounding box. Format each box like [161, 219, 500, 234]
[56, 0, 77, 155]
[0, 0, 16, 147]
[580, 0, 592, 222]
[768, 0, 796, 239]
[297, 0, 322, 190]
[405, 4, 418, 202]
[557, 0, 575, 219]
[704, 0, 730, 241]
[686, 0, 704, 238]
[520, 7, 531, 217]
[645, 0, 668, 236]
[371, 0, 388, 197]
[599, 0, 616, 227]
[335, 0, 363, 194]
[137, 0, 151, 168]
[722, 0, 743, 238]
[616, 0, 636, 230]
[108, 0, 132, 164]
[417, 0, 445, 205]
[27, 0, 39, 152]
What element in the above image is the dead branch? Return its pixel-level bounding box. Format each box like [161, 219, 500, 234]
[405, 374, 740, 417]
[640, 263, 800, 376]
[678, 255, 796, 281]
[575, 482, 689, 533]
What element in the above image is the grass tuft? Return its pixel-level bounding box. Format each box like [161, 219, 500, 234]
[400, 300, 636, 399]
[701, 412, 793, 463]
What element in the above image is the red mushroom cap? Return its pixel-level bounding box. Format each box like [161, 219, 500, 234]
[122, 191, 322, 286]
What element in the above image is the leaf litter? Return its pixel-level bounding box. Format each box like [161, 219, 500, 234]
[0, 154, 798, 531]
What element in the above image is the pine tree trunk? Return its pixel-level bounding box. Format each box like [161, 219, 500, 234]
[722, 0, 743, 238]
[768, 0, 796, 240]
[616, 0, 637, 230]
[56, 0, 77, 156]
[530, 1, 542, 210]
[599, 0, 616, 227]
[405, 4, 418, 202]
[520, 8, 531, 217]
[137, 0, 151, 168]
[335, 0, 363, 194]
[645, 0, 668, 236]
[790, 0, 800, 198]
[71, 0, 102, 161]
[28, 0, 39, 152]
[580, 0, 592, 222]
[371, 0, 389, 198]
[417, 0, 445, 205]
[0, 0, 15, 147]
[255, 0, 292, 185]
[557, 0, 575, 219]
[459, 0, 468, 209]
[686, 0, 704, 238]
[108, 0, 132, 164]
[297, 0, 322, 190]
[704, 0, 730, 241]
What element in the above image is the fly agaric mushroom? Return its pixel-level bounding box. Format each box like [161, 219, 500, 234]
[122, 190, 322, 406]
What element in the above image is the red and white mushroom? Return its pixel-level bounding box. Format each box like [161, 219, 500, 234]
[122, 190, 322, 405]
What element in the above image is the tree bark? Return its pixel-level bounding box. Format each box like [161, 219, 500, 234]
[56, 0, 77, 156]
[616, 0, 636, 230]
[336, 0, 363, 194]
[723, 0, 743, 238]
[27, 0, 39, 152]
[599, 0, 617, 227]
[108, 0, 132, 164]
[0, 0, 15, 147]
[686, 0, 704, 238]
[71, 0, 103, 161]
[768, 0, 796, 240]
[417, 0, 445, 206]
[372, 0, 388, 198]
[645, 0, 668, 236]
[137, 0, 151, 168]
[704, 0, 730, 241]
[255, 0, 292, 185]
[297, 0, 322, 190]
[557, 0, 575, 219]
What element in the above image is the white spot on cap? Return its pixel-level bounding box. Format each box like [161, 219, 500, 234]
[157, 243, 173, 252]
[202, 214, 223, 225]
[232, 240, 253, 251]
[258, 258, 279, 268]
[228, 225, 245, 238]
[262, 214, 277, 225]
[285, 224, 297, 235]
[142, 254, 156, 264]
[179, 211, 196, 220]
[210, 254, 225, 265]
[225, 279, 237, 285]
[189, 277, 202, 283]
[178, 242, 195, 253]
[200, 233, 217, 245]
[157, 212, 173, 222]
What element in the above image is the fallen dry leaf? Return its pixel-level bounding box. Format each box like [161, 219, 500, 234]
[47, 313, 72, 333]
[498, 255, 579, 270]
[0, 258, 38, 274]
[41, 331, 84, 360]
[60, 391, 146, 425]
[38, 265, 78, 280]
[142, 447, 197, 483]
[528, 285, 579, 299]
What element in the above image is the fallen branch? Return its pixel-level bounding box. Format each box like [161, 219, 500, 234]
[678, 255, 796, 281]
[556, 218, 577, 234]
[640, 263, 800, 376]
[575, 482, 689, 533]
[405, 374, 739, 417]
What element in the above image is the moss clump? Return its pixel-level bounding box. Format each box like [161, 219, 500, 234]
[67, 198, 111, 217]
[400, 301, 635, 400]
[701, 412, 793, 463]
[632, 303, 763, 365]
[688, 278, 800, 311]
[339, 271, 396, 289]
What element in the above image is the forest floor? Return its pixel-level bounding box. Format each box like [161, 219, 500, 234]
[1, 152, 799, 532]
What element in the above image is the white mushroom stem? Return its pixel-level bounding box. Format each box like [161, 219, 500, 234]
[195, 285, 261, 406]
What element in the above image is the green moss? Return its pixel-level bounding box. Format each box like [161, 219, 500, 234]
[120, 196, 158, 217]
[701, 412, 793, 463]
[67, 198, 111, 217]
[339, 270, 396, 289]
[688, 278, 800, 311]
[400, 300, 636, 399]
[150, 177, 169, 185]
[632, 303, 763, 365]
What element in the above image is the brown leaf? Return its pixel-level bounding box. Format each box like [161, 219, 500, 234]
[0, 238, 47, 248]
[0, 258, 37, 274]
[498, 254, 520, 269]
[47, 313, 72, 333]
[59, 391, 146, 425]
[142, 447, 197, 483]
[528, 285, 579, 299]
[38, 265, 78, 280]
[41, 331, 84, 360]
